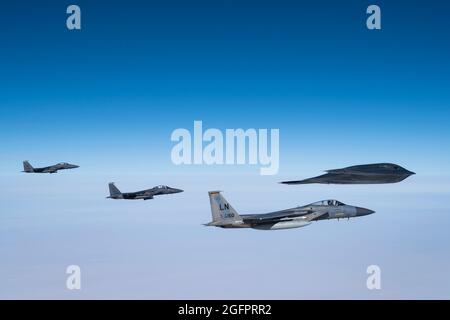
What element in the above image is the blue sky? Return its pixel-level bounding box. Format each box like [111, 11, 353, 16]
[1, 1, 450, 299]
[1, 0, 449, 175]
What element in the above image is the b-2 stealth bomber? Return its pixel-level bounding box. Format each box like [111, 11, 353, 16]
[205, 191, 374, 230]
[281, 163, 415, 185]
[22, 161, 79, 174]
[107, 183, 183, 200]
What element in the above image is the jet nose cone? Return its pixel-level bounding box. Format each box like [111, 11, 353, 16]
[356, 207, 375, 216]
[403, 169, 415, 176]
[173, 188, 184, 193]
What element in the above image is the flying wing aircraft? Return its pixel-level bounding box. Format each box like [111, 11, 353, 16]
[205, 191, 374, 230]
[22, 161, 79, 174]
[107, 182, 183, 201]
[281, 163, 415, 185]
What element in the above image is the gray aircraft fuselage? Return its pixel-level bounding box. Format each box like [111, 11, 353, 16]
[226, 202, 373, 230]
[22, 161, 79, 174]
[206, 192, 374, 231]
[281, 163, 415, 185]
[107, 183, 183, 201]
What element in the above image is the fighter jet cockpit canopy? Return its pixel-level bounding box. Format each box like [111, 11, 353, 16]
[309, 200, 345, 207]
[156, 185, 169, 189]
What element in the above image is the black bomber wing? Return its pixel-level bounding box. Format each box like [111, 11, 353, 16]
[281, 172, 361, 184]
[280, 173, 335, 185]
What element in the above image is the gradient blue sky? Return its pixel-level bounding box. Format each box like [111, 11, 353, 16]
[1, 1, 450, 299]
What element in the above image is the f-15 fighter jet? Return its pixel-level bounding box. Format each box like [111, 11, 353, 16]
[107, 183, 183, 201]
[205, 191, 374, 230]
[22, 161, 79, 174]
[281, 163, 415, 185]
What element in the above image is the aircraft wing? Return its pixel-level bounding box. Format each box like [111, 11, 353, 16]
[280, 173, 331, 184]
[242, 208, 312, 224]
[243, 207, 331, 224]
[281, 173, 357, 184]
[138, 191, 155, 200]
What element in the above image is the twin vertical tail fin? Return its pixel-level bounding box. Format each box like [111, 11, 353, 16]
[23, 161, 34, 172]
[108, 183, 122, 198]
[208, 191, 242, 226]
